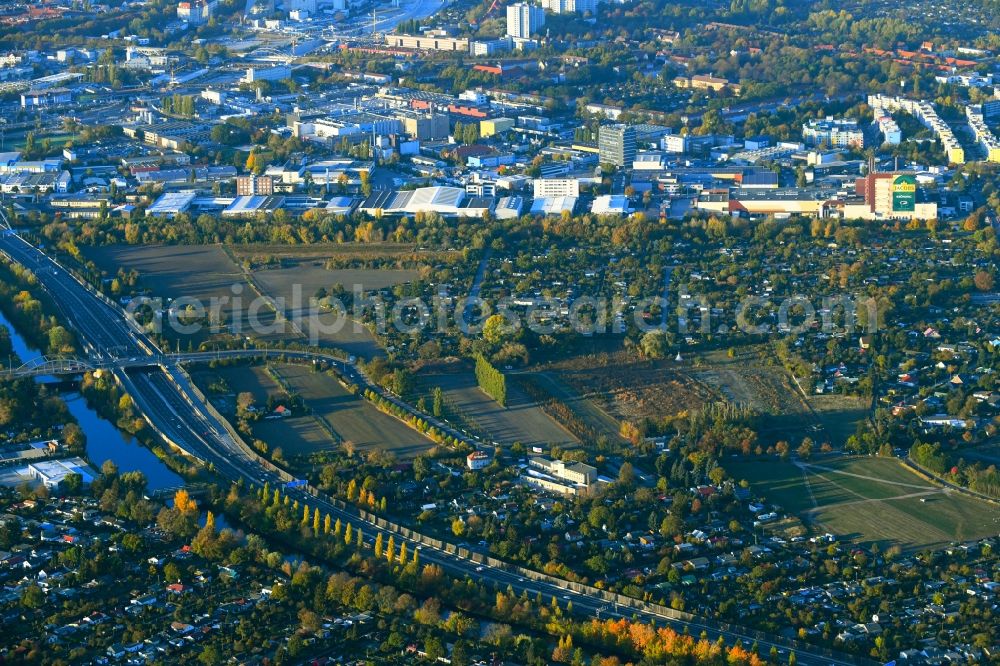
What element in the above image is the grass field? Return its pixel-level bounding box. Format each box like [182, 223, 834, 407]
[418, 363, 578, 449]
[724, 455, 1000, 550]
[251, 265, 419, 359]
[83, 245, 284, 346]
[253, 417, 331, 457]
[803, 393, 870, 446]
[274, 363, 435, 461]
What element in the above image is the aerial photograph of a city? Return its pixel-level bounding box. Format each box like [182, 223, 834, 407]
[1, 0, 1000, 663]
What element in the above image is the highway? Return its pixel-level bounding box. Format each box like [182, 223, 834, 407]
[0, 229, 867, 666]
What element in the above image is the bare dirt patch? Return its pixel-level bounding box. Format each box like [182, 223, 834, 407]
[545, 351, 718, 423]
[276, 363, 435, 461]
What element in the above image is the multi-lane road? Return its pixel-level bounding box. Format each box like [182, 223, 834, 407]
[0, 229, 867, 666]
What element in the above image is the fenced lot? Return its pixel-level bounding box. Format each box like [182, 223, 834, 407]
[192, 361, 435, 464]
[191, 364, 332, 459]
[251, 265, 420, 360]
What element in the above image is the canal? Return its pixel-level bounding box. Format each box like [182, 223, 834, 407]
[0, 310, 183, 492]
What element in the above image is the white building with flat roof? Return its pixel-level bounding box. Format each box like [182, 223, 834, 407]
[591, 194, 632, 215]
[530, 196, 576, 216]
[147, 190, 197, 217]
[244, 65, 292, 83]
[524, 456, 597, 496]
[802, 116, 865, 148]
[28, 457, 96, 489]
[542, 0, 597, 13]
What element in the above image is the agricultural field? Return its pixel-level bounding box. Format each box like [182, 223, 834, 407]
[253, 265, 421, 298]
[192, 361, 435, 466]
[724, 455, 1000, 550]
[190, 363, 334, 461]
[251, 263, 420, 360]
[544, 351, 718, 424]
[274, 363, 435, 461]
[228, 242, 459, 265]
[83, 244, 284, 346]
[417, 362, 578, 449]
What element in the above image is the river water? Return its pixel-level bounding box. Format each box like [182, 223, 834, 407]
[0, 310, 183, 492]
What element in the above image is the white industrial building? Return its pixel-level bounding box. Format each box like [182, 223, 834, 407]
[591, 194, 633, 215]
[147, 190, 197, 217]
[244, 65, 292, 83]
[358, 186, 493, 218]
[28, 457, 96, 489]
[530, 195, 577, 216]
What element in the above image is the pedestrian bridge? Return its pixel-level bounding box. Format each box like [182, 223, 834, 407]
[0, 354, 166, 378]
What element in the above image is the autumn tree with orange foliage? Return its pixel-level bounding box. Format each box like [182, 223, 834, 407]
[575, 617, 768, 666]
[173, 488, 197, 514]
[156, 488, 199, 538]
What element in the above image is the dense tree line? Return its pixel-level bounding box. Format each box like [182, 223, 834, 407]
[475, 354, 506, 406]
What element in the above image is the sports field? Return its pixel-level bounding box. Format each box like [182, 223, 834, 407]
[724, 455, 1000, 550]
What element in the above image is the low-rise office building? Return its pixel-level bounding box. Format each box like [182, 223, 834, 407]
[383, 32, 469, 52]
[523, 456, 597, 496]
[532, 178, 580, 198]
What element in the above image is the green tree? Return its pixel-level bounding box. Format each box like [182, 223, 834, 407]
[432, 386, 443, 417]
[640, 330, 669, 359]
[20, 584, 44, 609]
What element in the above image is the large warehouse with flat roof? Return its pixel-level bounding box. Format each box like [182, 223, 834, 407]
[28, 457, 96, 489]
[358, 186, 493, 218]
